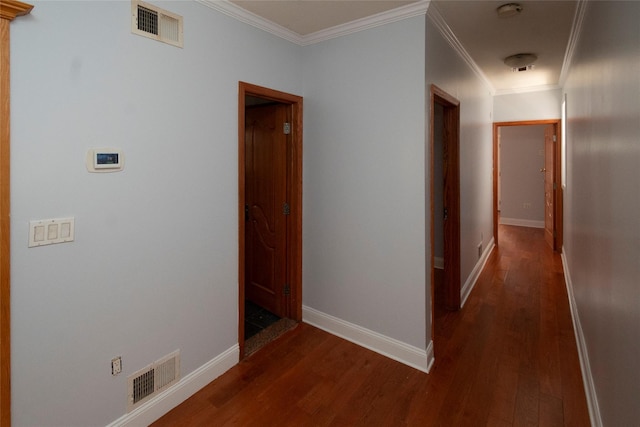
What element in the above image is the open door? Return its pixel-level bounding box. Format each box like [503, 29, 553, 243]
[430, 85, 461, 317]
[543, 124, 554, 249]
[238, 82, 303, 359]
[244, 104, 288, 317]
[493, 120, 562, 251]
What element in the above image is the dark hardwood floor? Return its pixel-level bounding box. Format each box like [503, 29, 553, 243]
[152, 225, 590, 426]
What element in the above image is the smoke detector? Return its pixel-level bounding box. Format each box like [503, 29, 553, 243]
[497, 3, 523, 18]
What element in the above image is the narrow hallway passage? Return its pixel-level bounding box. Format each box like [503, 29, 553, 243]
[152, 225, 590, 426]
[428, 225, 590, 425]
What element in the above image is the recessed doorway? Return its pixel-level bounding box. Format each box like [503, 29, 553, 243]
[493, 120, 563, 252]
[238, 82, 303, 359]
[430, 85, 462, 360]
[430, 84, 461, 320]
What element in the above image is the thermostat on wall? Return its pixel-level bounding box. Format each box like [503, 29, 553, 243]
[86, 148, 125, 172]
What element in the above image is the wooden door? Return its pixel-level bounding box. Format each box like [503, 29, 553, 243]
[245, 104, 288, 317]
[442, 102, 461, 311]
[544, 124, 554, 248]
[431, 85, 461, 313]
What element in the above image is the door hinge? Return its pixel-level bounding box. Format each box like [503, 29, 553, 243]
[284, 283, 291, 295]
[283, 202, 290, 215]
[553, 182, 557, 190]
[283, 122, 291, 135]
[553, 135, 557, 142]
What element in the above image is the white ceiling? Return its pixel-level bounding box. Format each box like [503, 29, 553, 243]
[432, 1, 577, 93]
[230, 1, 418, 36]
[222, 0, 578, 94]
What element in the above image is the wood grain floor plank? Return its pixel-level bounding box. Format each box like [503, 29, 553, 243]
[151, 225, 590, 427]
[539, 392, 564, 426]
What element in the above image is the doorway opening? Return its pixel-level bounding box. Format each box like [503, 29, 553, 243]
[430, 85, 461, 343]
[238, 82, 303, 359]
[493, 120, 563, 252]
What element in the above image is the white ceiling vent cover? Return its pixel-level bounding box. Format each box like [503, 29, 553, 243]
[127, 350, 181, 412]
[511, 64, 535, 73]
[131, 0, 183, 48]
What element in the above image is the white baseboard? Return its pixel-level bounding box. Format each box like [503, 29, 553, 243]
[303, 306, 433, 373]
[434, 256, 444, 269]
[460, 237, 495, 307]
[107, 344, 239, 427]
[561, 251, 602, 427]
[499, 217, 544, 228]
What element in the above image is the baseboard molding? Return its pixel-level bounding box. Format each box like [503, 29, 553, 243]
[561, 251, 603, 427]
[303, 306, 433, 373]
[107, 344, 239, 427]
[434, 256, 444, 269]
[461, 237, 495, 307]
[499, 217, 544, 228]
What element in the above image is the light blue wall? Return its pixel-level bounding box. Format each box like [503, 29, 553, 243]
[11, 2, 302, 425]
[499, 125, 546, 224]
[426, 11, 494, 297]
[301, 16, 427, 349]
[563, 1, 640, 425]
[9, 1, 507, 425]
[494, 89, 562, 122]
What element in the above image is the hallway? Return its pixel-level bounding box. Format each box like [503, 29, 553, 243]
[430, 225, 590, 425]
[152, 225, 590, 426]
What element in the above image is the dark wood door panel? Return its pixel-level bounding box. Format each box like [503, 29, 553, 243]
[244, 104, 287, 317]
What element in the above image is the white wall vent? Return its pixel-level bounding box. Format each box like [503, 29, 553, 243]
[131, 0, 183, 48]
[127, 350, 181, 412]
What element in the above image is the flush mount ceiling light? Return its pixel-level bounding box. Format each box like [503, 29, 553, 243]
[504, 53, 538, 69]
[497, 3, 523, 18]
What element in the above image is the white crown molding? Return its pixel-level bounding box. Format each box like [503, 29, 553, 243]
[196, 0, 303, 45]
[427, 3, 495, 95]
[197, 0, 430, 46]
[301, 1, 430, 46]
[559, 0, 589, 88]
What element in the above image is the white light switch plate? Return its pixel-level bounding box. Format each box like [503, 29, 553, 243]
[29, 217, 75, 247]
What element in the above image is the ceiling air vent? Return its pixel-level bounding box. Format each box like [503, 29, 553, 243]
[511, 64, 535, 73]
[131, 0, 183, 48]
[127, 350, 181, 412]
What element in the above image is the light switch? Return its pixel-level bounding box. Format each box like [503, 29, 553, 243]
[60, 222, 71, 238]
[47, 224, 59, 240]
[29, 217, 75, 247]
[34, 225, 45, 242]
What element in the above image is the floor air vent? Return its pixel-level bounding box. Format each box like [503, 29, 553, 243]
[127, 350, 181, 412]
[131, 368, 155, 405]
[131, 0, 183, 48]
